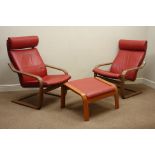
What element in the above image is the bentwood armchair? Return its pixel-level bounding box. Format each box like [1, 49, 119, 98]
[7, 36, 71, 109]
[93, 39, 147, 99]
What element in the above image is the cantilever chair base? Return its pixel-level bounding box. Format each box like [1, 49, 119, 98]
[120, 87, 142, 99]
[119, 78, 143, 99]
[45, 92, 61, 97]
[12, 91, 61, 109]
[12, 100, 39, 109]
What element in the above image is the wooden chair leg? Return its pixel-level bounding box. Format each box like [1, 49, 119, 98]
[61, 85, 67, 108]
[120, 80, 126, 99]
[38, 87, 44, 109]
[114, 92, 119, 109]
[82, 97, 89, 121]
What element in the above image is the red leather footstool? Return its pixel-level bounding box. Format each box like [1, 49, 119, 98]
[61, 77, 119, 121]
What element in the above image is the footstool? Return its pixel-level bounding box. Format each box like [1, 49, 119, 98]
[61, 77, 119, 121]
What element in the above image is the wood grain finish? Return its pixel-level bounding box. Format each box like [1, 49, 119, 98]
[61, 77, 119, 121]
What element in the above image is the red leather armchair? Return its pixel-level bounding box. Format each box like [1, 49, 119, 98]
[7, 36, 71, 109]
[93, 39, 147, 99]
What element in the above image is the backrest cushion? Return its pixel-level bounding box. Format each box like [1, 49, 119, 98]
[110, 39, 147, 81]
[7, 36, 47, 85]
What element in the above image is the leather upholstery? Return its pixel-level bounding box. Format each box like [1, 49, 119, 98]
[93, 68, 121, 79]
[110, 50, 145, 81]
[9, 48, 47, 86]
[67, 78, 115, 99]
[7, 36, 38, 50]
[43, 75, 71, 86]
[22, 74, 71, 87]
[93, 39, 147, 81]
[7, 36, 71, 87]
[110, 40, 147, 81]
[119, 39, 147, 51]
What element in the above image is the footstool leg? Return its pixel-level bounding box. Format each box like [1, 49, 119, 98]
[82, 97, 89, 121]
[61, 85, 67, 108]
[114, 92, 119, 109]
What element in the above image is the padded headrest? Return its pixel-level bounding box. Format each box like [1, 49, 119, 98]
[7, 36, 39, 50]
[119, 39, 147, 51]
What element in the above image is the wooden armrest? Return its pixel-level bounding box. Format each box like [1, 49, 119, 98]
[45, 64, 68, 75]
[94, 62, 113, 68]
[8, 63, 43, 86]
[121, 61, 146, 77]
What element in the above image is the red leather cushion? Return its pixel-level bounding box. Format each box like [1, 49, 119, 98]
[67, 78, 115, 99]
[110, 50, 145, 81]
[93, 68, 121, 79]
[119, 39, 147, 51]
[21, 74, 71, 87]
[7, 36, 38, 50]
[9, 48, 47, 85]
[43, 74, 71, 86]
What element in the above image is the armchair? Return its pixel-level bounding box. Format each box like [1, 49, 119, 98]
[93, 39, 147, 99]
[7, 36, 71, 109]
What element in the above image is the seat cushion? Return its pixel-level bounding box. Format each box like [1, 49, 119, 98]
[66, 78, 115, 99]
[43, 74, 71, 86]
[21, 74, 71, 87]
[93, 68, 121, 79]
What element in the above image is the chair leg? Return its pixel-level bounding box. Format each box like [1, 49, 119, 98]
[38, 87, 44, 109]
[114, 92, 119, 109]
[82, 97, 89, 121]
[120, 80, 126, 99]
[61, 85, 67, 108]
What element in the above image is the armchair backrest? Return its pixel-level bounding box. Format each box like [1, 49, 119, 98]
[7, 36, 47, 85]
[110, 39, 147, 81]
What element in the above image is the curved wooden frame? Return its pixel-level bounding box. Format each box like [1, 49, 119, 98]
[94, 61, 146, 99]
[8, 63, 69, 109]
[61, 77, 119, 121]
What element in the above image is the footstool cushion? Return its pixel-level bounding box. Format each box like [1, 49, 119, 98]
[67, 78, 116, 99]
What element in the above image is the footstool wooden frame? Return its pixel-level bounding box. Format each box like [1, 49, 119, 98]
[61, 77, 119, 121]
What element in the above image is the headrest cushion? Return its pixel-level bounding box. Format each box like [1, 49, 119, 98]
[7, 36, 39, 50]
[119, 39, 147, 51]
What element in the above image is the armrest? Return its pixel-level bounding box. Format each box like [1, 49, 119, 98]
[94, 62, 113, 68]
[8, 63, 43, 86]
[121, 61, 146, 77]
[45, 64, 69, 75]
